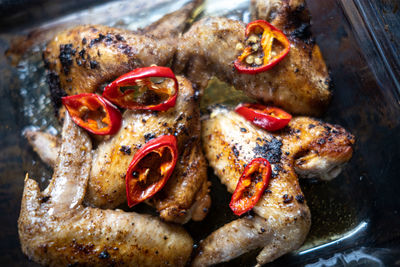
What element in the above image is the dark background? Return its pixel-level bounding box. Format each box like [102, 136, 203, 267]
[0, 0, 399, 266]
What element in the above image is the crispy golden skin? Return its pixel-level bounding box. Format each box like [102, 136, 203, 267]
[18, 114, 193, 267]
[174, 15, 331, 116]
[196, 107, 354, 266]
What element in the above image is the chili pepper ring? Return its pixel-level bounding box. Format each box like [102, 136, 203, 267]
[126, 135, 178, 207]
[234, 20, 290, 74]
[103, 66, 178, 111]
[62, 93, 122, 135]
[229, 158, 272, 216]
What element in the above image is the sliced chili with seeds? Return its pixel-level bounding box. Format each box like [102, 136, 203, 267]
[229, 158, 271, 216]
[103, 66, 178, 111]
[62, 93, 122, 135]
[126, 135, 178, 207]
[234, 20, 290, 74]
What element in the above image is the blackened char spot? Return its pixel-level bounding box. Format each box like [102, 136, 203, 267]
[90, 60, 98, 69]
[118, 44, 133, 56]
[232, 145, 239, 158]
[271, 164, 282, 178]
[46, 72, 67, 117]
[105, 33, 113, 43]
[79, 49, 85, 59]
[40, 196, 50, 203]
[290, 23, 312, 42]
[59, 44, 76, 75]
[98, 250, 110, 259]
[119, 145, 131, 155]
[283, 194, 293, 203]
[89, 33, 106, 48]
[115, 34, 125, 41]
[253, 137, 282, 163]
[144, 133, 156, 142]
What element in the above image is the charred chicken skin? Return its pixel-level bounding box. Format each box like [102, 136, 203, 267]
[196, 106, 354, 266]
[174, 10, 330, 115]
[18, 114, 193, 267]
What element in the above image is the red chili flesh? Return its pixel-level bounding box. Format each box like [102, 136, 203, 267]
[235, 103, 292, 131]
[62, 93, 122, 135]
[126, 135, 178, 207]
[103, 66, 178, 111]
[234, 20, 290, 74]
[229, 158, 271, 216]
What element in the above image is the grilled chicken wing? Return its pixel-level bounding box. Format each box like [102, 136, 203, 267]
[174, 15, 330, 116]
[196, 107, 354, 266]
[25, 76, 210, 224]
[18, 114, 193, 267]
[43, 0, 203, 113]
[43, 25, 176, 113]
[88, 76, 209, 224]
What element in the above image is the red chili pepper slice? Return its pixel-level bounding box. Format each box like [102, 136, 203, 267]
[103, 66, 178, 111]
[62, 93, 122, 135]
[235, 103, 292, 131]
[229, 158, 271, 216]
[126, 135, 178, 207]
[234, 20, 290, 74]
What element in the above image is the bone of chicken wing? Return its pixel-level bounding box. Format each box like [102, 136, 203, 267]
[18, 114, 193, 267]
[43, 25, 176, 113]
[174, 15, 330, 116]
[195, 107, 354, 266]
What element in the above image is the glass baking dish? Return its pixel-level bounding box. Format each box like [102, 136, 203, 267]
[0, 0, 399, 266]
